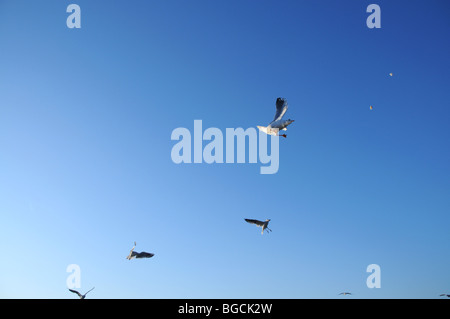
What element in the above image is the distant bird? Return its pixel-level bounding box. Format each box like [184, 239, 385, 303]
[369, 105, 373, 110]
[126, 241, 154, 260]
[68, 287, 95, 299]
[439, 294, 450, 298]
[389, 73, 393, 77]
[339, 292, 353, 296]
[245, 219, 272, 235]
[257, 97, 295, 138]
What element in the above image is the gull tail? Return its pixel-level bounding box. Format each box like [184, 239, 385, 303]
[257, 126, 268, 134]
[258, 126, 277, 136]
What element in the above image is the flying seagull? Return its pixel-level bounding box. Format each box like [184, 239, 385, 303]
[439, 294, 450, 298]
[245, 219, 271, 235]
[126, 241, 154, 260]
[339, 292, 353, 296]
[68, 287, 95, 299]
[257, 97, 294, 138]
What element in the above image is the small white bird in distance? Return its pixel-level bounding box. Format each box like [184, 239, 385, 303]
[245, 219, 272, 235]
[68, 287, 95, 299]
[126, 241, 155, 260]
[257, 97, 294, 138]
[339, 292, 353, 296]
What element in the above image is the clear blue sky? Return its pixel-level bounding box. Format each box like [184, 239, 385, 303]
[1, 0, 450, 299]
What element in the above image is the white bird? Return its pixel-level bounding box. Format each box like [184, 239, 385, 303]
[257, 97, 295, 138]
[68, 287, 95, 299]
[126, 241, 154, 260]
[245, 219, 272, 235]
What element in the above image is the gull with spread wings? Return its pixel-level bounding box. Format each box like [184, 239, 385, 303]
[245, 219, 272, 235]
[339, 292, 353, 296]
[126, 241, 154, 260]
[68, 287, 95, 299]
[257, 97, 294, 138]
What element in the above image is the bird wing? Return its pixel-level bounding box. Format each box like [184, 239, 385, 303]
[127, 242, 137, 259]
[272, 98, 288, 122]
[245, 219, 265, 227]
[136, 252, 154, 258]
[69, 289, 82, 297]
[85, 287, 95, 295]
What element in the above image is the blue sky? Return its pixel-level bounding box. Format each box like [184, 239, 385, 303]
[1, 0, 450, 298]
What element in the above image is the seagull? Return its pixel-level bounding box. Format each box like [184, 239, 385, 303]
[439, 294, 450, 298]
[245, 219, 272, 235]
[126, 241, 154, 260]
[339, 292, 353, 296]
[68, 287, 95, 299]
[257, 97, 294, 138]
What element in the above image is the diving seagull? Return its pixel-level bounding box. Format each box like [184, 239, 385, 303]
[126, 241, 154, 260]
[68, 287, 95, 299]
[245, 219, 272, 235]
[257, 97, 295, 138]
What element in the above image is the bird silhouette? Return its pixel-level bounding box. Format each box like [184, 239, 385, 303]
[245, 219, 272, 235]
[68, 287, 95, 299]
[126, 241, 154, 260]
